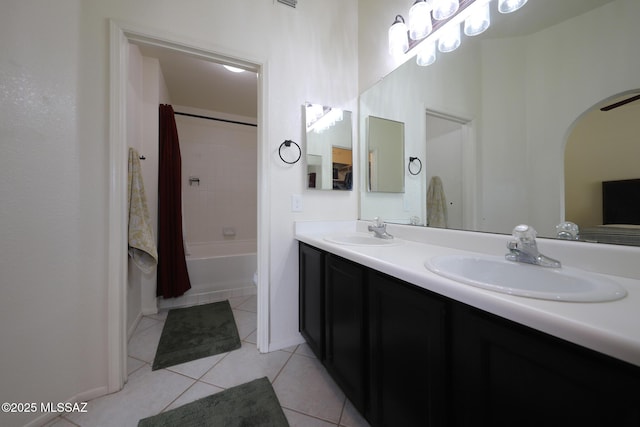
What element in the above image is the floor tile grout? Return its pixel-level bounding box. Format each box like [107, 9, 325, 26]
[48, 294, 368, 427]
[282, 405, 342, 426]
[271, 346, 297, 385]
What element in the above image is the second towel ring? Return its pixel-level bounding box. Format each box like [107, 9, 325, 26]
[279, 140, 301, 164]
[408, 156, 422, 175]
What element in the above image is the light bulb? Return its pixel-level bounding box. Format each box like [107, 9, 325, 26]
[498, 0, 528, 14]
[438, 22, 461, 53]
[223, 65, 245, 73]
[464, 2, 491, 36]
[417, 41, 437, 66]
[432, 0, 459, 21]
[409, 0, 433, 41]
[389, 15, 409, 56]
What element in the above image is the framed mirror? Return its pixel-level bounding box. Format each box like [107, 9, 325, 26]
[359, 0, 640, 245]
[305, 103, 353, 190]
[367, 116, 405, 193]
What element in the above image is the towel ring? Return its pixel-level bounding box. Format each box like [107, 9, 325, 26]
[279, 140, 301, 164]
[408, 156, 422, 175]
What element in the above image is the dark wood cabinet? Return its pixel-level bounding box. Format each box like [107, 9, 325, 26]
[298, 243, 325, 360]
[368, 270, 448, 427]
[451, 303, 640, 427]
[324, 254, 367, 412]
[298, 242, 640, 427]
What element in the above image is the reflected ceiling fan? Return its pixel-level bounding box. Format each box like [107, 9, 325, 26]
[600, 93, 640, 111]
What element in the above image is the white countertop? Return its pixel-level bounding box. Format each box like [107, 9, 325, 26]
[295, 220, 640, 368]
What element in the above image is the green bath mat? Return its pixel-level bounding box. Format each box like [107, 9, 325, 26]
[152, 300, 241, 370]
[138, 377, 289, 427]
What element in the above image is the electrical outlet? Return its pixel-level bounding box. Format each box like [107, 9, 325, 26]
[291, 194, 303, 212]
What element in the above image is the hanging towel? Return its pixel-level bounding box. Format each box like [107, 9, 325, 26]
[427, 176, 448, 228]
[128, 147, 158, 273]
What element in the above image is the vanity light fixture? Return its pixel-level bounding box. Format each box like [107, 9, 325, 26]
[388, 0, 527, 67]
[389, 15, 410, 56]
[305, 103, 343, 134]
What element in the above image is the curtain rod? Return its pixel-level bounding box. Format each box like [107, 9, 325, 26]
[174, 111, 257, 127]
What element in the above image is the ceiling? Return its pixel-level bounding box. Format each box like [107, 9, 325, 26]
[136, 44, 258, 119]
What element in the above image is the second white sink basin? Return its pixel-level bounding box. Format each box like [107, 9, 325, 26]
[425, 254, 626, 302]
[324, 233, 401, 247]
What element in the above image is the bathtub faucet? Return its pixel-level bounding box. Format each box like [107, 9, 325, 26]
[368, 217, 394, 239]
[505, 224, 561, 268]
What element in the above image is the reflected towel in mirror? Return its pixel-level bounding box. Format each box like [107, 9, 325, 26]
[427, 176, 448, 228]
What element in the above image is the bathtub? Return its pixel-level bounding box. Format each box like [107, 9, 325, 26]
[158, 239, 257, 310]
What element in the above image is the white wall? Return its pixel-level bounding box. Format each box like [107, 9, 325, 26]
[0, 2, 108, 427]
[128, 51, 171, 321]
[565, 102, 640, 228]
[524, 0, 640, 235]
[140, 55, 171, 315]
[0, 1, 358, 426]
[178, 110, 258, 244]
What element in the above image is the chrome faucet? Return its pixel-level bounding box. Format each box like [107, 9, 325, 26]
[505, 224, 561, 268]
[555, 221, 580, 240]
[368, 217, 394, 239]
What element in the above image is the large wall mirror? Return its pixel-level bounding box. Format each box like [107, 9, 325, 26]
[359, 0, 640, 245]
[305, 103, 353, 190]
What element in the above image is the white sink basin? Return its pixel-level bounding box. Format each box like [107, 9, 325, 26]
[425, 254, 627, 302]
[324, 233, 401, 247]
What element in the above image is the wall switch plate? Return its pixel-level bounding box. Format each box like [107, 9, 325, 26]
[291, 194, 303, 212]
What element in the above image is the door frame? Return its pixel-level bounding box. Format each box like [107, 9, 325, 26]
[108, 20, 270, 392]
[424, 109, 477, 231]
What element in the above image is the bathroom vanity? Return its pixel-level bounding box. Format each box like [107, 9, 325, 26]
[296, 221, 640, 426]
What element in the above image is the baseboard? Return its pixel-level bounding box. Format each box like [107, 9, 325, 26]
[265, 333, 305, 353]
[141, 306, 159, 316]
[24, 385, 108, 427]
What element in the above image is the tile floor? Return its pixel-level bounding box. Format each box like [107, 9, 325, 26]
[44, 295, 370, 427]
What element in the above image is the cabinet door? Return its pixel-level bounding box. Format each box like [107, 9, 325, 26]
[325, 254, 366, 412]
[298, 243, 325, 360]
[452, 303, 640, 427]
[368, 271, 448, 427]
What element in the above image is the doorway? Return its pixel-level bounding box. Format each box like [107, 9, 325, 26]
[425, 111, 468, 230]
[109, 21, 268, 392]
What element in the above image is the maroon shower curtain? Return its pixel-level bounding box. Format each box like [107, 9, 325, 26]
[157, 104, 191, 298]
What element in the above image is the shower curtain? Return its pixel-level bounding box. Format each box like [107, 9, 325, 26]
[157, 104, 191, 298]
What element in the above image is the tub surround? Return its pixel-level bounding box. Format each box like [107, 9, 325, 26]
[295, 220, 640, 367]
[158, 239, 257, 310]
